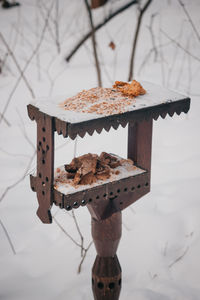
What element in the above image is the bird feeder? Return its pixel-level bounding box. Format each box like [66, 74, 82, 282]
[27, 81, 190, 300]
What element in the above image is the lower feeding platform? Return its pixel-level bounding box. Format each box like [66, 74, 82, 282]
[27, 81, 190, 299]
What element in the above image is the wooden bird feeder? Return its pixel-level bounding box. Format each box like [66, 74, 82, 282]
[27, 81, 190, 300]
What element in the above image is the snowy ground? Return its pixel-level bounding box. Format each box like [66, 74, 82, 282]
[0, 0, 200, 299]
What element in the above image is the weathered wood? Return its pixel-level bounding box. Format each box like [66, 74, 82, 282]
[91, 212, 122, 300]
[128, 119, 153, 172]
[92, 255, 121, 300]
[92, 212, 121, 257]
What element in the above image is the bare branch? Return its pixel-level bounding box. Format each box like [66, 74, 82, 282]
[0, 0, 55, 125]
[0, 218, 16, 255]
[72, 209, 84, 257]
[84, 0, 102, 87]
[147, 13, 158, 62]
[78, 241, 93, 274]
[53, 216, 82, 248]
[0, 32, 35, 99]
[169, 246, 189, 268]
[177, 0, 200, 42]
[55, 0, 60, 54]
[0, 151, 36, 203]
[161, 29, 200, 63]
[0, 112, 10, 126]
[128, 0, 153, 81]
[66, 0, 138, 62]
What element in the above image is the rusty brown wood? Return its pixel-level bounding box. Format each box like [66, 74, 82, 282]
[91, 212, 122, 300]
[92, 255, 121, 300]
[27, 105, 54, 223]
[36, 114, 54, 223]
[128, 119, 153, 172]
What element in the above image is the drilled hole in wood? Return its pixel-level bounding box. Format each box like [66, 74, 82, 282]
[39, 173, 42, 178]
[46, 145, 49, 150]
[109, 282, 115, 290]
[145, 182, 149, 186]
[42, 191, 45, 195]
[43, 137, 46, 142]
[42, 127, 46, 132]
[81, 199, 86, 205]
[88, 198, 92, 203]
[120, 201, 123, 205]
[66, 205, 71, 211]
[118, 279, 121, 286]
[96, 195, 99, 199]
[117, 189, 120, 193]
[42, 159, 45, 164]
[42, 150, 45, 155]
[131, 186, 135, 191]
[137, 184, 141, 189]
[39, 141, 42, 146]
[73, 201, 78, 207]
[97, 282, 104, 289]
[103, 193, 107, 197]
[110, 192, 113, 196]
[46, 177, 48, 182]
[124, 187, 128, 192]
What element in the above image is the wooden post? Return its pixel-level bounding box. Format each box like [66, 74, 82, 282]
[91, 212, 122, 300]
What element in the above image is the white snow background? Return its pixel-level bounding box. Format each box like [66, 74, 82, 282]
[0, 0, 200, 299]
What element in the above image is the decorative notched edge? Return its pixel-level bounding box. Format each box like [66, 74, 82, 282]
[27, 97, 190, 140]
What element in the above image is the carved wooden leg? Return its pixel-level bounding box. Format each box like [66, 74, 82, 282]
[36, 114, 54, 223]
[91, 212, 122, 300]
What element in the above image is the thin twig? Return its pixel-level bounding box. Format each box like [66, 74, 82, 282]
[0, 0, 55, 125]
[128, 0, 153, 81]
[72, 209, 84, 257]
[78, 241, 93, 274]
[0, 32, 35, 99]
[168, 246, 189, 268]
[84, 0, 102, 87]
[53, 216, 82, 248]
[66, 0, 138, 62]
[0, 112, 10, 126]
[147, 13, 158, 62]
[55, 0, 60, 54]
[0, 151, 36, 203]
[0, 218, 16, 255]
[161, 29, 200, 63]
[177, 0, 200, 42]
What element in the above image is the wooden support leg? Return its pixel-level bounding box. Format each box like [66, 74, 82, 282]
[36, 114, 54, 223]
[91, 212, 122, 300]
[128, 119, 153, 172]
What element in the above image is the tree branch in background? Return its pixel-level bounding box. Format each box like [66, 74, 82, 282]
[0, 151, 36, 203]
[128, 0, 153, 81]
[177, 0, 200, 42]
[55, 0, 60, 54]
[0, 32, 35, 99]
[84, 0, 102, 87]
[0, 112, 10, 126]
[147, 13, 158, 62]
[161, 29, 200, 63]
[0, 0, 54, 125]
[72, 209, 84, 257]
[0, 218, 16, 254]
[66, 0, 138, 62]
[53, 216, 93, 274]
